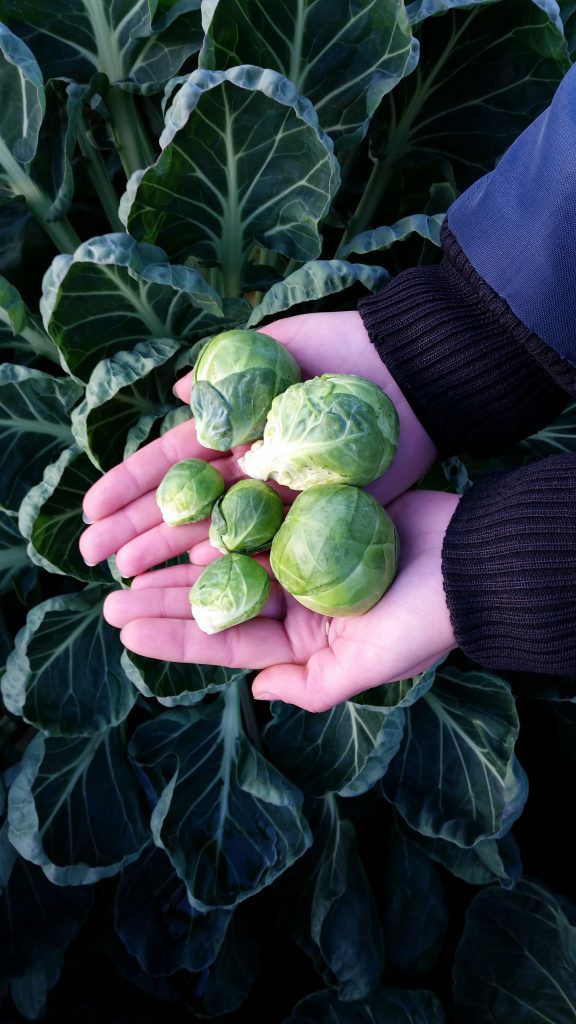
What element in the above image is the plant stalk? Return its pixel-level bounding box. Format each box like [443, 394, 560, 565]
[0, 138, 81, 253]
[105, 86, 156, 180]
[77, 115, 124, 232]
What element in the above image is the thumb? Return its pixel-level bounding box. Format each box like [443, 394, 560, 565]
[252, 647, 361, 713]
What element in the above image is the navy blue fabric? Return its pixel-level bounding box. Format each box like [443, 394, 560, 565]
[447, 64, 576, 369]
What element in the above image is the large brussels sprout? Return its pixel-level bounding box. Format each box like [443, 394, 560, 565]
[239, 374, 398, 490]
[156, 458, 225, 526]
[209, 479, 284, 554]
[189, 553, 271, 634]
[270, 485, 398, 616]
[191, 329, 301, 450]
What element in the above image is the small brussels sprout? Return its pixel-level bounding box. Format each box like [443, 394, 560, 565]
[191, 328, 301, 451]
[270, 484, 398, 616]
[156, 458, 225, 526]
[239, 374, 399, 490]
[209, 479, 284, 554]
[189, 553, 271, 634]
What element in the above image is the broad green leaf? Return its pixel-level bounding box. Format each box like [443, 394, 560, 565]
[247, 260, 389, 327]
[1, 589, 138, 736]
[129, 693, 312, 911]
[200, 0, 416, 149]
[405, 755, 527, 887]
[352, 665, 437, 709]
[9, 956, 64, 1020]
[286, 986, 447, 1023]
[40, 233, 223, 382]
[264, 701, 405, 797]
[336, 212, 444, 259]
[0, 274, 57, 362]
[0, 23, 44, 168]
[407, 0, 564, 31]
[33, 77, 86, 222]
[110, 902, 262, 1016]
[0, 30, 82, 255]
[114, 845, 232, 975]
[411, 828, 523, 889]
[559, 1, 576, 57]
[0, 509, 38, 598]
[453, 880, 576, 1024]
[7, 725, 151, 884]
[384, 820, 448, 975]
[122, 650, 245, 707]
[18, 445, 108, 581]
[121, 66, 340, 283]
[382, 666, 519, 846]
[0, 364, 82, 514]
[280, 797, 384, 1001]
[0, 272, 27, 334]
[70, 338, 182, 471]
[370, 0, 569, 209]
[0, 823, 93, 984]
[0, 0, 202, 91]
[518, 399, 576, 460]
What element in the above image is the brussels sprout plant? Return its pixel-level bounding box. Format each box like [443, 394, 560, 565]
[156, 458, 225, 526]
[239, 374, 399, 489]
[1, 1, 573, 1019]
[270, 484, 398, 616]
[189, 552, 271, 633]
[191, 328, 301, 450]
[209, 479, 284, 554]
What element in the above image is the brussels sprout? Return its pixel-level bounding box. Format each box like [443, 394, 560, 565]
[156, 458, 225, 526]
[270, 484, 398, 616]
[209, 479, 284, 554]
[239, 374, 399, 490]
[191, 328, 301, 450]
[189, 553, 271, 634]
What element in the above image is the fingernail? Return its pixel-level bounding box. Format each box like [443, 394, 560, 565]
[84, 560, 98, 567]
[172, 383, 181, 397]
[253, 692, 278, 702]
[82, 512, 93, 524]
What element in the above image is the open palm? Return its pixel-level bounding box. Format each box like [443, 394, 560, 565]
[102, 489, 459, 711]
[80, 311, 437, 576]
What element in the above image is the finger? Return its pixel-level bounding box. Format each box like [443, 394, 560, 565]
[80, 491, 161, 566]
[189, 539, 224, 565]
[119, 615, 295, 668]
[105, 580, 286, 627]
[105, 587, 197, 625]
[132, 551, 275, 587]
[115, 519, 214, 577]
[81, 452, 250, 566]
[252, 651, 359, 713]
[251, 650, 449, 713]
[82, 418, 224, 522]
[173, 370, 193, 403]
[131, 564, 205, 589]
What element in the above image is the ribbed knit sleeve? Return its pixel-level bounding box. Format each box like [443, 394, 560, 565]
[357, 223, 574, 458]
[442, 455, 576, 674]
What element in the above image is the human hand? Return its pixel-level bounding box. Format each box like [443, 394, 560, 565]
[102, 490, 459, 712]
[80, 311, 437, 576]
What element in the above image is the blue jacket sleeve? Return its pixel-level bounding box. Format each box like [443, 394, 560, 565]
[447, 63, 576, 371]
[358, 68, 576, 458]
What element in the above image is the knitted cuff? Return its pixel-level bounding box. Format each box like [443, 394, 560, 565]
[442, 454, 576, 675]
[357, 223, 573, 458]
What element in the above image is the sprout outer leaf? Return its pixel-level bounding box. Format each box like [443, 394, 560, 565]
[190, 553, 271, 633]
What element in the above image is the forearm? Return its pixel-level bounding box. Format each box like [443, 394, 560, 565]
[358, 224, 572, 458]
[441, 454, 576, 675]
[359, 65, 576, 457]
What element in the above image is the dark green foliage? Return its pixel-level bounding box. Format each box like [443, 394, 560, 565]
[0, 1, 574, 1020]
